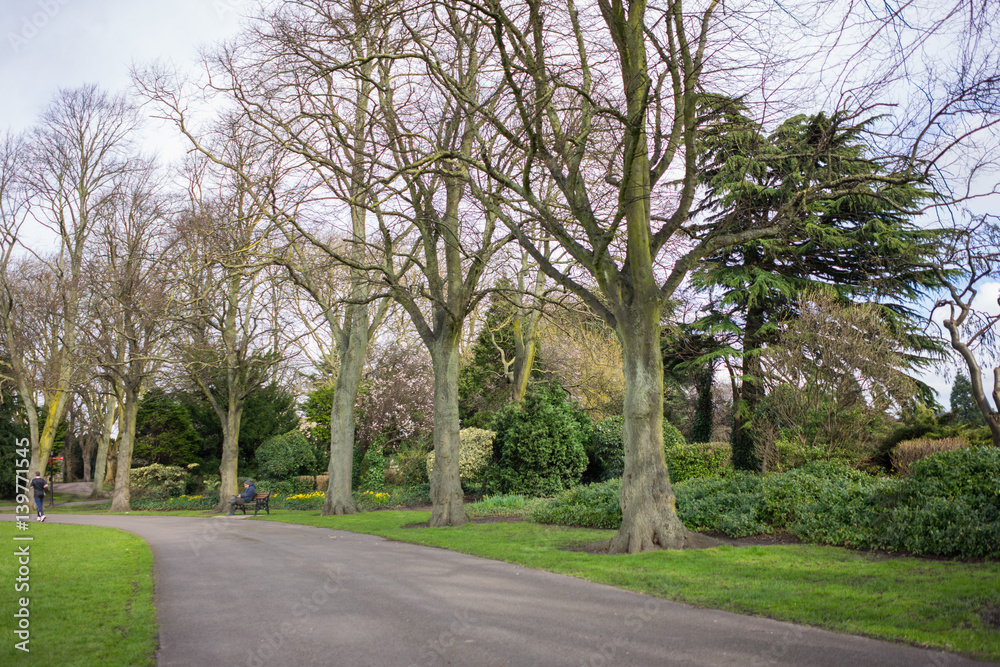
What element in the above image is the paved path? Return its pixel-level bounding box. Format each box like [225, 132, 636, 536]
[21, 514, 988, 667]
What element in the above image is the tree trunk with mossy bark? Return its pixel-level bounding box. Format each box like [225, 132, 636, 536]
[607, 299, 715, 553]
[428, 332, 469, 528]
[322, 304, 367, 516]
[109, 388, 140, 512]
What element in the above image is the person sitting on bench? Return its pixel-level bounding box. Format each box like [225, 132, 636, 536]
[228, 479, 256, 515]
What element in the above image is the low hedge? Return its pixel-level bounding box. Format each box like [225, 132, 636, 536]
[531, 447, 1000, 559]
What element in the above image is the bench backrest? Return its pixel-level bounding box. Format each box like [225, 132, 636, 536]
[254, 492, 270, 500]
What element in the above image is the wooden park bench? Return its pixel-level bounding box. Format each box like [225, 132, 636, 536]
[232, 491, 271, 517]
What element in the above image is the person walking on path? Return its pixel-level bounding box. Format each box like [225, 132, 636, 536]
[29, 471, 48, 521]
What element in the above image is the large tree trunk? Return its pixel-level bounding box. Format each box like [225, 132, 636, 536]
[109, 390, 140, 512]
[216, 407, 243, 513]
[608, 305, 710, 553]
[33, 389, 70, 476]
[322, 304, 368, 516]
[428, 332, 468, 527]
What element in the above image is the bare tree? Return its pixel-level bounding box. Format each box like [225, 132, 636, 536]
[138, 0, 397, 515]
[172, 157, 290, 513]
[931, 216, 1000, 446]
[1, 87, 142, 474]
[85, 163, 174, 512]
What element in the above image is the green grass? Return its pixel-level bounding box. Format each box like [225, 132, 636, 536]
[0, 521, 157, 667]
[259, 509, 1000, 661]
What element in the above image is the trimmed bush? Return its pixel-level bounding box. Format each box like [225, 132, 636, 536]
[426, 428, 495, 482]
[256, 430, 316, 480]
[490, 384, 590, 496]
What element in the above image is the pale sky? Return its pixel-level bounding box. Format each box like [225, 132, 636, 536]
[1, 0, 248, 134]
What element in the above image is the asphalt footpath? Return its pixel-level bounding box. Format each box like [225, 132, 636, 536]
[13, 513, 989, 667]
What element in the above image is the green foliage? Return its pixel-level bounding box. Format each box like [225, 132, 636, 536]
[256, 430, 316, 480]
[951, 372, 987, 426]
[531, 451, 1000, 559]
[529, 478, 622, 528]
[490, 383, 590, 496]
[0, 390, 29, 499]
[694, 104, 949, 471]
[129, 463, 191, 498]
[300, 383, 334, 448]
[359, 446, 386, 492]
[134, 389, 201, 466]
[665, 441, 730, 483]
[389, 441, 432, 487]
[584, 415, 725, 483]
[238, 383, 299, 460]
[466, 493, 546, 517]
[585, 416, 625, 482]
[426, 428, 495, 483]
[458, 286, 520, 429]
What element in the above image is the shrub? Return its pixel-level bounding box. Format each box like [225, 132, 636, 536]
[490, 384, 590, 496]
[584, 416, 721, 484]
[585, 416, 625, 482]
[891, 436, 969, 475]
[665, 441, 730, 483]
[426, 428, 495, 483]
[467, 493, 546, 517]
[674, 473, 770, 536]
[530, 479, 623, 529]
[388, 441, 432, 487]
[528, 448, 1000, 559]
[129, 464, 190, 498]
[256, 430, 316, 480]
[359, 446, 387, 493]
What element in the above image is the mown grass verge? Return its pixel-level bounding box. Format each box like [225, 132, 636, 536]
[259, 509, 1000, 661]
[0, 521, 157, 667]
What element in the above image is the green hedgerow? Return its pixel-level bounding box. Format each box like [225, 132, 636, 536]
[666, 440, 730, 483]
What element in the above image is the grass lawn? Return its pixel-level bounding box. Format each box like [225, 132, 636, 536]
[0, 521, 157, 667]
[258, 509, 1000, 661]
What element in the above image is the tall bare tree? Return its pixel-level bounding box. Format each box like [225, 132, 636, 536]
[2, 87, 142, 474]
[931, 216, 1000, 446]
[85, 163, 174, 512]
[172, 156, 289, 513]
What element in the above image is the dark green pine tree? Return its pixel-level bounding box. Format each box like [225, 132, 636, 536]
[458, 289, 521, 429]
[0, 389, 30, 498]
[950, 372, 987, 426]
[691, 97, 949, 470]
[660, 327, 718, 443]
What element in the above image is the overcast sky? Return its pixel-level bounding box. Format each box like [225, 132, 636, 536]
[1, 0, 989, 408]
[1, 0, 247, 134]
